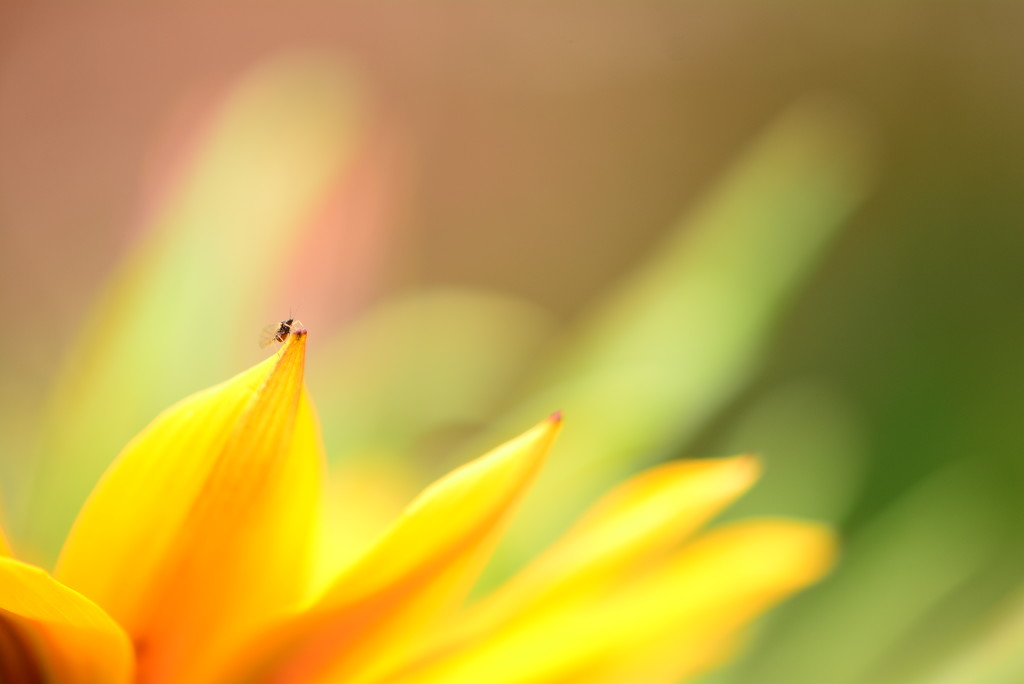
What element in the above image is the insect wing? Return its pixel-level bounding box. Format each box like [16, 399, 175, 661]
[258, 323, 282, 348]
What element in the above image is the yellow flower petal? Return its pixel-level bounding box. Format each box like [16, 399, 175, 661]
[460, 455, 760, 636]
[0, 557, 133, 684]
[226, 414, 562, 684]
[383, 520, 836, 684]
[55, 332, 323, 684]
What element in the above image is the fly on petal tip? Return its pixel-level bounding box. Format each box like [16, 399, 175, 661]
[261, 318, 308, 348]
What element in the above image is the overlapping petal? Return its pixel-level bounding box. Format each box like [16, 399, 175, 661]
[55, 331, 323, 684]
[9, 319, 837, 684]
[0, 557, 133, 684]
[458, 455, 761, 635]
[224, 414, 562, 684]
[379, 520, 835, 684]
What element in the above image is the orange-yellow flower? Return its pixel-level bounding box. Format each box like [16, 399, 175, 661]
[0, 330, 835, 684]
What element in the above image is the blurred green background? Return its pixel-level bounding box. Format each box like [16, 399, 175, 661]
[2, 5, 1023, 683]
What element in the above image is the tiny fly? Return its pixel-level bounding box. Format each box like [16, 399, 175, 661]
[259, 317, 300, 348]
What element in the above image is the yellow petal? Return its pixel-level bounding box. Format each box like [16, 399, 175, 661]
[0, 557, 133, 684]
[460, 455, 760, 636]
[227, 414, 561, 684]
[312, 459, 422, 597]
[56, 332, 323, 684]
[383, 520, 836, 684]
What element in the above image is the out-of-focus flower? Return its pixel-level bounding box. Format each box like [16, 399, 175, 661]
[0, 330, 835, 684]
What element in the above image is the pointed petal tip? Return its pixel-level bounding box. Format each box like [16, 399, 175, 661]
[548, 410, 563, 424]
[732, 452, 762, 481]
[274, 325, 308, 368]
[58, 321, 319, 682]
[681, 453, 760, 494]
[732, 517, 840, 580]
[284, 327, 308, 348]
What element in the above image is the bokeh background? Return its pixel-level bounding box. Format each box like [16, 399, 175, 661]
[3, 5, 1024, 683]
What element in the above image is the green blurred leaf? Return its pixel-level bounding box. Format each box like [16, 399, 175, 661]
[712, 379, 866, 525]
[479, 96, 875, 576]
[20, 53, 361, 563]
[312, 287, 556, 468]
[714, 463, 1001, 684]
[914, 590, 1024, 684]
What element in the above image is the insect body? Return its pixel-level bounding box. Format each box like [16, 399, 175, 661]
[272, 318, 295, 344]
[259, 317, 302, 347]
